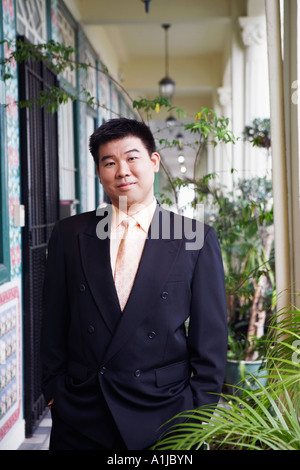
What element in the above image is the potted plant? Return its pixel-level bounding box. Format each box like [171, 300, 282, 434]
[200, 176, 275, 393]
[152, 306, 300, 450]
[225, 330, 268, 395]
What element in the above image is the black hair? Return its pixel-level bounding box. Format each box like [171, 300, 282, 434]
[89, 117, 156, 166]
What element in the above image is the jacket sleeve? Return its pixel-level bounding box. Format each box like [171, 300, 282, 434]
[187, 226, 227, 409]
[40, 222, 69, 404]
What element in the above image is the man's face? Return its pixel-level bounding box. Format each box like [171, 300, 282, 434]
[96, 136, 160, 211]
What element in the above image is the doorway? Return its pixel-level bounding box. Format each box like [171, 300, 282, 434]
[18, 39, 59, 436]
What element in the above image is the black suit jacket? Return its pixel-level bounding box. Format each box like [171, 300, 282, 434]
[41, 203, 227, 449]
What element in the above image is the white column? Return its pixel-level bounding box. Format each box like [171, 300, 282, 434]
[239, 15, 270, 121]
[239, 15, 270, 178]
[265, 0, 292, 311]
[230, 0, 246, 182]
[281, 0, 300, 307]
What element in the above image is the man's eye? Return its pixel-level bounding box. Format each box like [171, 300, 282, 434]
[105, 161, 115, 166]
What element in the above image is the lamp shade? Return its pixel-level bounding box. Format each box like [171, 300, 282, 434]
[166, 115, 177, 127]
[159, 76, 175, 99]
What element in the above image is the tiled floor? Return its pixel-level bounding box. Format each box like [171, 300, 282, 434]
[18, 409, 51, 450]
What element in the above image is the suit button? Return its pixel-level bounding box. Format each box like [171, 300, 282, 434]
[80, 284, 86, 292]
[148, 331, 156, 339]
[87, 325, 95, 334]
[100, 366, 107, 375]
[134, 369, 141, 377]
[161, 291, 168, 299]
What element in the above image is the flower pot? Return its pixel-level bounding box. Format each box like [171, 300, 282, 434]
[225, 359, 268, 396]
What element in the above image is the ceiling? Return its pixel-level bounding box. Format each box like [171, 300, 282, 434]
[99, 17, 231, 60]
[68, 0, 242, 104]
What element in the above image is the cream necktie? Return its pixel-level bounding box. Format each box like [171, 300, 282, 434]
[114, 218, 140, 310]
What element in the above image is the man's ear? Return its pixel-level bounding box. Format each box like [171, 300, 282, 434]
[151, 152, 160, 173]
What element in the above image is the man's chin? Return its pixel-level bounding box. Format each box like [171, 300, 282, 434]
[111, 195, 152, 214]
[111, 195, 138, 211]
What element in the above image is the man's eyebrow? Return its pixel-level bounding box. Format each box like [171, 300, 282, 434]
[100, 154, 115, 162]
[124, 148, 140, 154]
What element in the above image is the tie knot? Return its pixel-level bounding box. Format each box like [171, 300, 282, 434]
[122, 217, 137, 229]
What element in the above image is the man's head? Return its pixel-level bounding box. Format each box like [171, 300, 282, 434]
[89, 118, 160, 211]
[89, 118, 156, 167]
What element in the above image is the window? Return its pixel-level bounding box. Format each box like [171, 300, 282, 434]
[57, 4, 77, 207]
[16, 0, 47, 44]
[98, 67, 110, 123]
[58, 100, 76, 201]
[85, 48, 97, 109]
[57, 5, 76, 89]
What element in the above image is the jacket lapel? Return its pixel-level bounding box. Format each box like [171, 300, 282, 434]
[103, 206, 183, 363]
[78, 209, 121, 334]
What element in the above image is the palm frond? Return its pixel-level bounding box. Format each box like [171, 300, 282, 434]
[153, 307, 300, 451]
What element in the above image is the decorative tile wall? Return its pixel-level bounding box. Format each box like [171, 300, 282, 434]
[0, 280, 22, 445]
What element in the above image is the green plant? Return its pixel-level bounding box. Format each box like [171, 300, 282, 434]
[243, 118, 271, 151]
[162, 173, 275, 362]
[152, 306, 300, 450]
[205, 176, 275, 361]
[227, 329, 267, 362]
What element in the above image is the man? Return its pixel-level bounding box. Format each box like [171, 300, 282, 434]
[41, 118, 227, 450]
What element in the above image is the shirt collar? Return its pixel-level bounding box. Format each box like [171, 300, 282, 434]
[111, 198, 157, 234]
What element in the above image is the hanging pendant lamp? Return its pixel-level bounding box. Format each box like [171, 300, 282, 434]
[159, 24, 175, 99]
[141, 0, 151, 13]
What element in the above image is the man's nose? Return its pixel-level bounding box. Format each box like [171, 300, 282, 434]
[116, 161, 131, 178]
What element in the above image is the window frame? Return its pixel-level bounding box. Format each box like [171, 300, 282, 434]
[56, 1, 79, 210]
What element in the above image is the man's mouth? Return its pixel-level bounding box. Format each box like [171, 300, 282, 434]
[117, 182, 136, 190]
